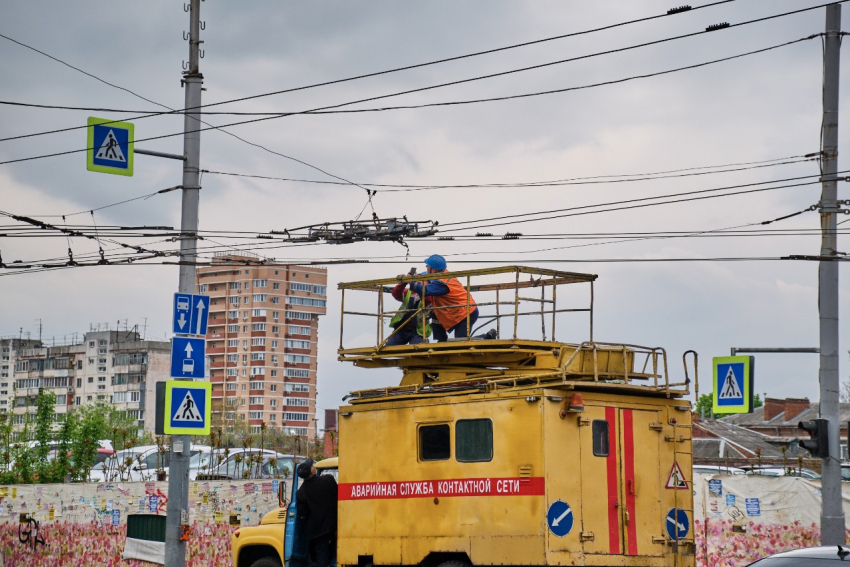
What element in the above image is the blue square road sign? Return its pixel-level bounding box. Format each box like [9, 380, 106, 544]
[170, 336, 206, 379]
[173, 293, 210, 336]
[164, 380, 211, 435]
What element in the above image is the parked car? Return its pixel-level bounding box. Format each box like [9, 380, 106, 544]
[47, 447, 114, 465]
[840, 463, 850, 481]
[693, 465, 746, 475]
[91, 444, 210, 482]
[195, 449, 297, 480]
[740, 465, 821, 479]
[746, 545, 850, 565]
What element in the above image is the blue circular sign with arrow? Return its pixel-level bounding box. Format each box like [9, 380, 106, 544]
[666, 507, 690, 540]
[546, 500, 574, 537]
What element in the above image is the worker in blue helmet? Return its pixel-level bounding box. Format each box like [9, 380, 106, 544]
[410, 255, 496, 342]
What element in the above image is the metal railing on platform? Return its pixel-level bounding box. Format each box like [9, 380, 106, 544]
[338, 266, 597, 351]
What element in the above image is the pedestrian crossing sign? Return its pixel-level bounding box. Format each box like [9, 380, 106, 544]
[712, 356, 754, 414]
[163, 380, 211, 435]
[86, 117, 134, 176]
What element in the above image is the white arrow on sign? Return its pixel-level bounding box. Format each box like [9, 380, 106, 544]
[184, 342, 194, 357]
[552, 507, 572, 527]
[195, 298, 206, 335]
[177, 312, 187, 330]
[667, 515, 686, 533]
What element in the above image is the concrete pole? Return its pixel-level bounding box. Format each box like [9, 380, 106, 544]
[819, 2, 844, 546]
[165, 0, 203, 565]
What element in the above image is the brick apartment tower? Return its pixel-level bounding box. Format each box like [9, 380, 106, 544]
[198, 253, 327, 439]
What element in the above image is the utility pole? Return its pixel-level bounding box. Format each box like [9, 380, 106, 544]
[164, 0, 203, 565]
[819, 2, 844, 546]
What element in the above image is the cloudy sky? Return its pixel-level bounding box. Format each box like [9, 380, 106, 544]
[2, 0, 849, 421]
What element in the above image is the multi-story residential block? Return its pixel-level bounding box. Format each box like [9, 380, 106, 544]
[0, 338, 43, 414]
[12, 342, 81, 427]
[198, 253, 327, 437]
[7, 331, 171, 433]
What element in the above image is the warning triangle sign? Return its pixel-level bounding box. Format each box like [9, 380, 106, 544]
[172, 390, 203, 422]
[718, 367, 743, 399]
[666, 461, 688, 490]
[95, 130, 126, 162]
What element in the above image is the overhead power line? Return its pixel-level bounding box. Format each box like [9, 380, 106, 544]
[439, 172, 847, 230]
[0, 0, 840, 152]
[201, 154, 817, 192]
[0, 35, 820, 169]
[0, 32, 815, 123]
[0, 34, 377, 199]
[0, 0, 737, 135]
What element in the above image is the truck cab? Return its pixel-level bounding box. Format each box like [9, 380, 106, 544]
[231, 457, 338, 567]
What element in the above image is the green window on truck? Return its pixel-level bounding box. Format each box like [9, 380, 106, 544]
[456, 419, 493, 462]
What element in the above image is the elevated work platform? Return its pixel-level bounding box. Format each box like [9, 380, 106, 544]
[337, 266, 694, 402]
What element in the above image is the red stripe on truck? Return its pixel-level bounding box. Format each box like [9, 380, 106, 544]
[605, 406, 620, 554]
[623, 409, 638, 555]
[338, 476, 545, 500]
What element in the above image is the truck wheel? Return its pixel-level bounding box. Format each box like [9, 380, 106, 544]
[249, 558, 282, 567]
[436, 561, 470, 567]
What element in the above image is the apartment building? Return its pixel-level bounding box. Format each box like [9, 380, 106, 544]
[199, 253, 327, 438]
[0, 338, 51, 415]
[73, 331, 171, 431]
[5, 332, 171, 433]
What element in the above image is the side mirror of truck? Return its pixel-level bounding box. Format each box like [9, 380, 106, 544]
[278, 481, 288, 508]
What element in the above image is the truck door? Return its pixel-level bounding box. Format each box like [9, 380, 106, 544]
[618, 409, 662, 557]
[578, 406, 622, 555]
[578, 406, 662, 557]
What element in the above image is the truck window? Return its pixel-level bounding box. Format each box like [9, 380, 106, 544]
[592, 420, 609, 457]
[419, 424, 450, 461]
[456, 419, 493, 462]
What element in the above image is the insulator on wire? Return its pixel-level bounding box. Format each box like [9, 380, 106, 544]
[705, 22, 730, 32]
[667, 5, 692, 15]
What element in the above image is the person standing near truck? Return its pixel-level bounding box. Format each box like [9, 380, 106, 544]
[296, 458, 338, 567]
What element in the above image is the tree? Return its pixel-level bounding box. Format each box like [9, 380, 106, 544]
[695, 392, 763, 419]
[32, 388, 56, 482]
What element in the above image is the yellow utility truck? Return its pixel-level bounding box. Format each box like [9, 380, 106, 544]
[233, 266, 696, 567]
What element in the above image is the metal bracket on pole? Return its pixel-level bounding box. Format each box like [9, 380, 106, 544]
[135, 148, 187, 161]
[729, 347, 819, 356]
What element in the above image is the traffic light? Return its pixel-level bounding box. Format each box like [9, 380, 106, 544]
[798, 419, 829, 458]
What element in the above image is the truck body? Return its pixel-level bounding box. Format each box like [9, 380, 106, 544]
[232, 267, 696, 567]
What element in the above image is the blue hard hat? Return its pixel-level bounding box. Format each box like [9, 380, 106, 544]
[424, 254, 447, 271]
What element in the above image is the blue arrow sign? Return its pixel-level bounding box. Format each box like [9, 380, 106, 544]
[666, 508, 690, 540]
[170, 337, 206, 378]
[546, 500, 574, 537]
[172, 293, 210, 336]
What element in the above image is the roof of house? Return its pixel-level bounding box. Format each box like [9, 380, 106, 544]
[721, 402, 850, 428]
[693, 438, 748, 459]
[693, 419, 787, 458]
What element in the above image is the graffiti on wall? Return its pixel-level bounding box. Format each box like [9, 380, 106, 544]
[0, 478, 289, 567]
